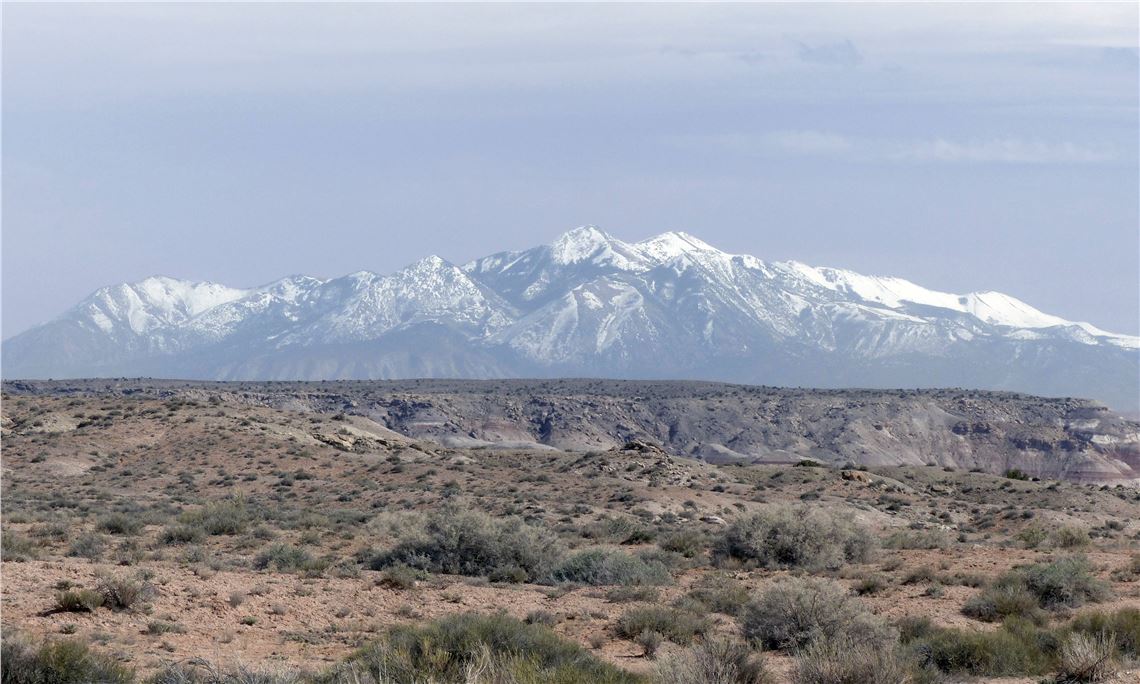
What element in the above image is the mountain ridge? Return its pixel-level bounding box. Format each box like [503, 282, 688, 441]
[4, 226, 1138, 409]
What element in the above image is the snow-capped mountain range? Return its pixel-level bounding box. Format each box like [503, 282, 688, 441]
[4, 226, 1138, 409]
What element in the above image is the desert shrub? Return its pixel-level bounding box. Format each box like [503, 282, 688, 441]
[615, 606, 711, 645]
[179, 497, 251, 536]
[548, 548, 670, 586]
[0, 635, 133, 684]
[254, 544, 327, 575]
[656, 639, 770, 684]
[658, 529, 708, 558]
[1055, 633, 1117, 683]
[147, 660, 300, 683]
[906, 617, 1057, 676]
[326, 612, 637, 683]
[1, 532, 38, 562]
[1067, 608, 1140, 658]
[683, 574, 751, 617]
[96, 513, 144, 536]
[1022, 556, 1111, 609]
[55, 589, 104, 613]
[792, 637, 915, 684]
[376, 565, 422, 590]
[145, 621, 186, 636]
[371, 506, 564, 583]
[584, 516, 649, 544]
[853, 574, 889, 595]
[97, 573, 153, 610]
[1052, 527, 1091, 549]
[714, 507, 874, 571]
[742, 577, 895, 652]
[964, 556, 1111, 622]
[66, 533, 105, 560]
[635, 547, 690, 573]
[635, 630, 663, 658]
[160, 524, 205, 545]
[525, 610, 559, 627]
[883, 528, 952, 550]
[604, 586, 659, 603]
[1017, 525, 1050, 549]
[962, 579, 1045, 624]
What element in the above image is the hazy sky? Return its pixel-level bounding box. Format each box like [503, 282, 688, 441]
[3, 3, 1138, 337]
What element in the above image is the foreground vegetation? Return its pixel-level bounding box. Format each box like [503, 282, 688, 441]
[3, 390, 1139, 682]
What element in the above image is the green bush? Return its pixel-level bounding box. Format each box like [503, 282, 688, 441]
[376, 565, 422, 590]
[656, 638, 770, 684]
[658, 530, 708, 558]
[179, 497, 252, 536]
[96, 573, 153, 611]
[326, 612, 638, 683]
[1, 532, 39, 561]
[1021, 556, 1111, 609]
[792, 637, 916, 684]
[604, 586, 659, 603]
[66, 533, 105, 560]
[962, 579, 1045, 624]
[683, 574, 751, 617]
[906, 617, 1057, 676]
[1017, 525, 1050, 549]
[714, 508, 874, 571]
[615, 606, 711, 646]
[1051, 526, 1091, 549]
[1068, 608, 1140, 658]
[548, 549, 670, 586]
[160, 524, 205, 545]
[882, 528, 951, 550]
[147, 661, 299, 683]
[742, 577, 895, 652]
[96, 513, 144, 536]
[254, 544, 327, 575]
[371, 506, 564, 583]
[55, 589, 103, 613]
[964, 556, 1112, 624]
[0, 636, 132, 684]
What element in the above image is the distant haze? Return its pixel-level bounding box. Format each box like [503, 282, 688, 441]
[3, 2, 1138, 338]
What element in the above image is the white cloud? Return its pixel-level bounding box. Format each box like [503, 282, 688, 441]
[757, 130, 1115, 164]
[890, 138, 1115, 163]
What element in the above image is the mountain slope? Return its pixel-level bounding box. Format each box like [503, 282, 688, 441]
[4, 226, 1137, 409]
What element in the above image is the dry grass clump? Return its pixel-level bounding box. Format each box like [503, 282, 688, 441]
[714, 507, 874, 571]
[1, 634, 133, 684]
[328, 612, 638, 683]
[792, 637, 916, 684]
[96, 572, 154, 610]
[964, 555, 1111, 623]
[253, 543, 328, 576]
[370, 505, 565, 583]
[742, 577, 895, 651]
[1054, 633, 1118, 683]
[615, 605, 711, 646]
[55, 588, 104, 613]
[656, 639, 771, 684]
[682, 573, 752, 617]
[1067, 607, 1140, 657]
[547, 548, 670, 586]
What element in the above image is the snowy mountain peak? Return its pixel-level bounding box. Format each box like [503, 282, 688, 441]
[636, 231, 722, 261]
[123, 276, 249, 317]
[4, 227, 1136, 409]
[401, 254, 457, 274]
[548, 225, 621, 264]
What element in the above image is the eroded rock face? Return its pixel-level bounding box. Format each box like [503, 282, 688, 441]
[5, 379, 1139, 483]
